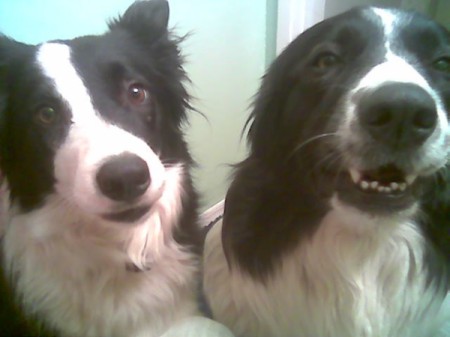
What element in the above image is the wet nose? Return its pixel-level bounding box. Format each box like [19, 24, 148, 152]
[358, 82, 437, 150]
[96, 153, 150, 202]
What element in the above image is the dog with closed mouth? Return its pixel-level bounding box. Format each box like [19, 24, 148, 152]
[0, 1, 233, 336]
[204, 6, 450, 337]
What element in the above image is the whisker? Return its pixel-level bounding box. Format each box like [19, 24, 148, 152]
[305, 150, 342, 182]
[314, 151, 342, 172]
[289, 133, 339, 160]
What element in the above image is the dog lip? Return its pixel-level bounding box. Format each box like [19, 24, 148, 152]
[337, 167, 419, 213]
[348, 165, 417, 195]
[103, 204, 151, 223]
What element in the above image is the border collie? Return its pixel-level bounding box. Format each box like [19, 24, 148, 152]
[204, 6, 450, 337]
[0, 1, 230, 336]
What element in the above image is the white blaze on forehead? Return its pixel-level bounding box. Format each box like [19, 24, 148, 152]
[356, 55, 432, 92]
[36, 42, 169, 218]
[363, 7, 398, 61]
[357, 8, 425, 91]
[36, 43, 96, 124]
[372, 8, 397, 41]
[348, 8, 448, 135]
[337, 7, 450, 175]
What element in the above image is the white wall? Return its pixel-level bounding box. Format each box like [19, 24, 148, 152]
[0, 1, 268, 211]
[169, 1, 267, 210]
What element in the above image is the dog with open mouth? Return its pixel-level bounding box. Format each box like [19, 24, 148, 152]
[0, 1, 234, 336]
[204, 6, 450, 337]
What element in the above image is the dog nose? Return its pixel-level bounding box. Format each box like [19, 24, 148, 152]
[96, 153, 150, 202]
[359, 83, 437, 150]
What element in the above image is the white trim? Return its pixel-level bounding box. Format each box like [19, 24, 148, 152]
[200, 200, 224, 227]
[276, 0, 326, 54]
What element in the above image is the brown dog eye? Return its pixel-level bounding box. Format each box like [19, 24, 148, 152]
[433, 57, 450, 74]
[127, 83, 150, 105]
[35, 106, 57, 125]
[313, 53, 341, 70]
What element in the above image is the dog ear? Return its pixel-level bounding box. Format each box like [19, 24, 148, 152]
[246, 71, 286, 159]
[109, 0, 170, 40]
[0, 36, 25, 166]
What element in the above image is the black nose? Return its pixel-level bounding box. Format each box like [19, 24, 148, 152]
[358, 83, 437, 150]
[96, 153, 150, 202]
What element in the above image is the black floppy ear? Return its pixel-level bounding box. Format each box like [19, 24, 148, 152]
[0, 35, 25, 151]
[109, 0, 170, 39]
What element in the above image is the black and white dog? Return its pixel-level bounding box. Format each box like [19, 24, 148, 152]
[204, 6, 450, 337]
[0, 1, 221, 336]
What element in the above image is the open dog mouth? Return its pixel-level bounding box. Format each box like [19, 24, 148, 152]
[336, 163, 421, 212]
[103, 204, 151, 223]
[348, 164, 417, 195]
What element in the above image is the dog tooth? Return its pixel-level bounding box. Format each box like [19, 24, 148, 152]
[384, 187, 392, 193]
[405, 174, 417, 185]
[349, 169, 361, 184]
[360, 181, 369, 190]
[398, 183, 407, 191]
[377, 186, 385, 192]
[370, 181, 379, 189]
[390, 182, 399, 190]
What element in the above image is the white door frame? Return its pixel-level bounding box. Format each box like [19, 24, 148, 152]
[276, 0, 326, 54]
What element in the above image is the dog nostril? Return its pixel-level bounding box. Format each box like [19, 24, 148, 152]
[366, 107, 393, 127]
[412, 108, 437, 130]
[96, 153, 151, 202]
[359, 83, 437, 149]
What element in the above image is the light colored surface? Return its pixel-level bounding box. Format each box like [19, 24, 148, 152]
[169, 0, 267, 210]
[161, 316, 234, 337]
[276, 0, 326, 54]
[434, 0, 450, 29]
[0, 0, 269, 211]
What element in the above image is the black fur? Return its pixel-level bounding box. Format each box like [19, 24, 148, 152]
[222, 6, 450, 288]
[0, 1, 201, 335]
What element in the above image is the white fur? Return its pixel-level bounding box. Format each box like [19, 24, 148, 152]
[0, 42, 204, 337]
[339, 8, 450, 174]
[204, 207, 449, 337]
[204, 8, 450, 336]
[38, 43, 166, 224]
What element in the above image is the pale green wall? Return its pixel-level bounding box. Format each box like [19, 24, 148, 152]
[0, 0, 270, 210]
[434, 0, 450, 29]
[169, 1, 268, 210]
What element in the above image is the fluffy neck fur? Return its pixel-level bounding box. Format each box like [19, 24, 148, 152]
[204, 202, 449, 337]
[1, 168, 201, 337]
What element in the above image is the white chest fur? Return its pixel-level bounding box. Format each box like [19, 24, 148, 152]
[2, 198, 200, 337]
[204, 208, 449, 337]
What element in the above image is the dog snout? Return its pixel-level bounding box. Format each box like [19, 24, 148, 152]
[358, 83, 437, 150]
[96, 153, 150, 202]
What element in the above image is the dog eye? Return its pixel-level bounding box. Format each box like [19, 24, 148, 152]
[433, 57, 450, 73]
[313, 53, 341, 70]
[35, 106, 57, 125]
[127, 83, 150, 105]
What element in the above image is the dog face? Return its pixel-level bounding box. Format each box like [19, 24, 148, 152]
[249, 7, 450, 215]
[0, 1, 190, 223]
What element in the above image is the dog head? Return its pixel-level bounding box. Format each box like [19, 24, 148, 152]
[247, 6, 450, 215]
[0, 0, 191, 226]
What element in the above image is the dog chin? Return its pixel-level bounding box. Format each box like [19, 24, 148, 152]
[69, 179, 166, 225]
[102, 204, 152, 224]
